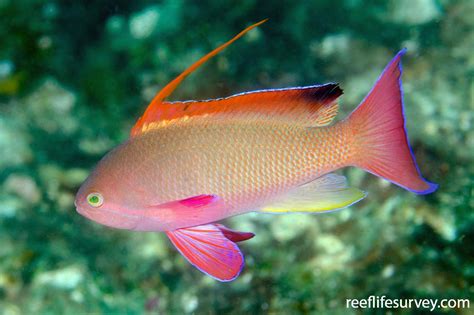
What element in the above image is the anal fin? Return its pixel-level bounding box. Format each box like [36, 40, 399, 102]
[261, 173, 366, 213]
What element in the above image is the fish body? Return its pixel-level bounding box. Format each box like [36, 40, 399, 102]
[79, 113, 349, 231]
[75, 20, 437, 281]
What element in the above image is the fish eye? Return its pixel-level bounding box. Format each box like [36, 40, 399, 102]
[87, 192, 104, 208]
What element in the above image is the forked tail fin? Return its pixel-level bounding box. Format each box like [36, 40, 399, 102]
[347, 49, 437, 194]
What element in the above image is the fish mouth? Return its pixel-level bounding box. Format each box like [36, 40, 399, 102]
[74, 199, 83, 214]
[74, 196, 97, 221]
[74, 201, 92, 220]
[73, 199, 80, 211]
[74, 200, 141, 230]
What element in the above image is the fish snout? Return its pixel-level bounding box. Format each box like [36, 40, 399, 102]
[74, 198, 87, 216]
[74, 191, 91, 218]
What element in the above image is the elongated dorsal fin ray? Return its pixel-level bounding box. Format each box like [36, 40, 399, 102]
[131, 19, 268, 137]
[133, 83, 342, 134]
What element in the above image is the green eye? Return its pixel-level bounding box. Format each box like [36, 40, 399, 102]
[87, 193, 103, 207]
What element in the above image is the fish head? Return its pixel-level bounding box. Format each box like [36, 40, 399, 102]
[74, 146, 143, 230]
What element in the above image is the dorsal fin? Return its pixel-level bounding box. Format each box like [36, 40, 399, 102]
[133, 83, 342, 133]
[131, 19, 268, 137]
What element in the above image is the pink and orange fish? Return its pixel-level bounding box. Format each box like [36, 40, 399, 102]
[75, 20, 437, 281]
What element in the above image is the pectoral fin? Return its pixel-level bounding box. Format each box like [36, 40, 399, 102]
[261, 173, 366, 213]
[137, 194, 224, 230]
[166, 224, 253, 281]
[177, 194, 219, 208]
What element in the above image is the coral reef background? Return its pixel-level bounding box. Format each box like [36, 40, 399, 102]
[0, 0, 472, 314]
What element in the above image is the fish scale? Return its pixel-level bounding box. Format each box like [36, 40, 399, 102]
[112, 120, 350, 218]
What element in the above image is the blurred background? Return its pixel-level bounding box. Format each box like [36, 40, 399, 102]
[0, 0, 472, 314]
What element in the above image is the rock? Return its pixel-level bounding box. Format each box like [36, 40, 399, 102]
[106, 15, 126, 34]
[387, 0, 441, 25]
[271, 214, 316, 242]
[129, 6, 160, 39]
[61, 168, 89, 188]
[0, 304, 21, 315]
[134, 233, 168, 260]
[312, 234, 353, 271]
[417, 205, 457, 241]
[0, 196, 23, 218]
[0, 59, 14, 79]
[4, 174, 41, 204]
[129, 1, 182, 40]
[317, 33, 351, 58]
[382, 264, 395, 278]
[0, 117, 32, 168]
[34, 265, 84, 290]
[57, 192, 74, 211]
[181, 292, 198, 313]
[78, 137, 115, 155]
[23, 79, 77, 134]
[38, 164, 62, 199]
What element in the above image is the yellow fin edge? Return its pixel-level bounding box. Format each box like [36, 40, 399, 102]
[261, 188, 366, 214]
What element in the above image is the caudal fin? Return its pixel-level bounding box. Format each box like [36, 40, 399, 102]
[347, 49, 437, 194]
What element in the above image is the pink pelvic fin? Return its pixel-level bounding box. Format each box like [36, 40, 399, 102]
[214, 224, 255, 242]
[166, 224, 245, 282]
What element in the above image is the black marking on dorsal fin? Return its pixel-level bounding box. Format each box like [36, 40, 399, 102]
[301, 83, 343, 104]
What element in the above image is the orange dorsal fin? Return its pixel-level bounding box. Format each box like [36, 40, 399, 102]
[131, 19, 268, 137]
[133, 83, 342, 133]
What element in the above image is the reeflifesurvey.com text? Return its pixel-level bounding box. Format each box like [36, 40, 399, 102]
[346, 295, 470, 312]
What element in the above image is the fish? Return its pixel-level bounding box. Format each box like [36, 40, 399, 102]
[75, 19, 437, 282]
